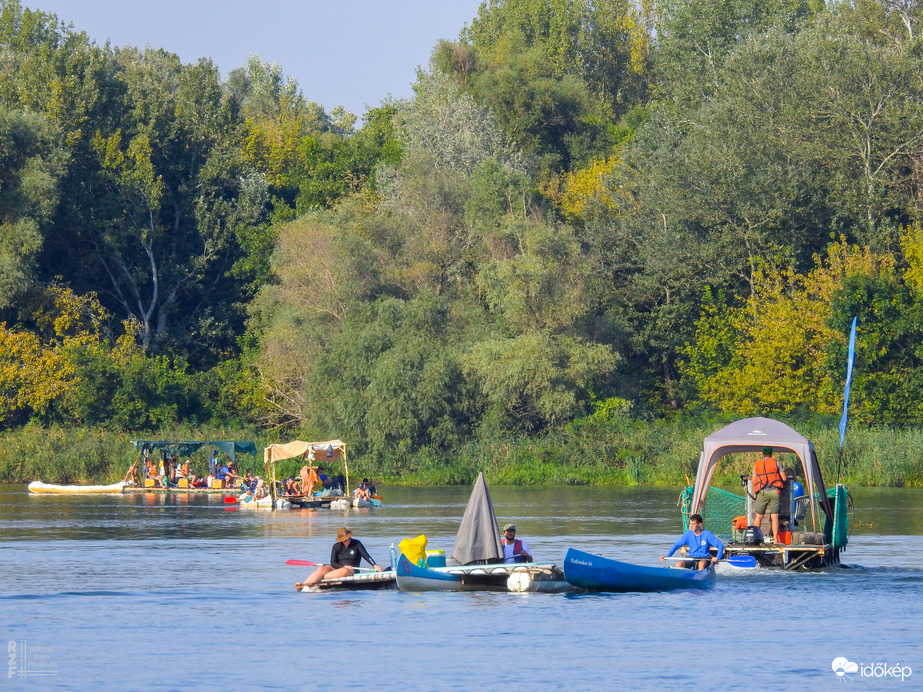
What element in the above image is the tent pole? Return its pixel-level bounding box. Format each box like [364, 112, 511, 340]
[344, 446, 350, 497]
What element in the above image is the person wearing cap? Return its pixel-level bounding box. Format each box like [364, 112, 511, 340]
[500, 524, 532, 563]
[751, 446, 787, 542]
[295, 527, 382, 589]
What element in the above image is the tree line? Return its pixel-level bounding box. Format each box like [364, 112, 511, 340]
[2, 0, 923, 478]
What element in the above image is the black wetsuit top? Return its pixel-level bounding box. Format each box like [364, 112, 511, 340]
[330, 539, 377, 569]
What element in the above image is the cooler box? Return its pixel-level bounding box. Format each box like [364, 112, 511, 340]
[426, 550, 446, 568]
[210, 478, 222, 489]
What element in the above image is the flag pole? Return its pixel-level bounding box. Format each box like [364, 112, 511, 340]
[836, 317, 857, 485]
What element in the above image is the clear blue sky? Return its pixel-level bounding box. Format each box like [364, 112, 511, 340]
[29, 1, 484, 118]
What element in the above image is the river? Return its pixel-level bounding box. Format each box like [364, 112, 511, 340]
[1, 484, 920, 690]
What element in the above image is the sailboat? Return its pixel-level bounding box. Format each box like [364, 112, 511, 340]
[391, 472, 571, 592]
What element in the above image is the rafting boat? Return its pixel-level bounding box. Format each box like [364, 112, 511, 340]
[299, 569, 396, 592]
[28, 481, 125, 494]
[122, 439, 258, 494]
[563, 548, 716, 592]
[680, 417, 851, 570]
[394, 551, 569, 592]
[391, 472, 571, 593]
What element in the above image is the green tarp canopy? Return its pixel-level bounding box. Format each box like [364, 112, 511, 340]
[131, 440, 256, 461]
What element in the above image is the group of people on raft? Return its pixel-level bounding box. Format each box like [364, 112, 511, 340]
[279, 466, 377, 501]
[126, 449, 267, 494]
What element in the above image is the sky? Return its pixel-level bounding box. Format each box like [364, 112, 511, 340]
[28, 0, 485, 118]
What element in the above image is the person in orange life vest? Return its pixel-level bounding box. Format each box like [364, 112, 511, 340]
[501, 524, 532, 563]
[752, 446, 787, 542]
[180, 459, 197, 485]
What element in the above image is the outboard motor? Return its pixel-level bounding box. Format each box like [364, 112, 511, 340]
[743, 526, 764, 545]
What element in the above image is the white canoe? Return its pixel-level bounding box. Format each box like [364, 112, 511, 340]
[28, 481, 125, 494]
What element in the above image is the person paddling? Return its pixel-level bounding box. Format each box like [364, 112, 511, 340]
[295, 527, 382, 589]
[661, 514, 724, 570]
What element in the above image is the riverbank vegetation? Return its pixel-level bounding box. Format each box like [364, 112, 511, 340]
[3, 0, 923, 486]
[2, 416, 920, 488]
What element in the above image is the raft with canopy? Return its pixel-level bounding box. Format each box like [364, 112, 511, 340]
[680, 417, 851, 570]
[263, 440, 354, 509]
[123, 440, 257, 493]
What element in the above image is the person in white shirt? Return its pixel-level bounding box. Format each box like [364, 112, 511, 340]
[501, 524, 533, 563]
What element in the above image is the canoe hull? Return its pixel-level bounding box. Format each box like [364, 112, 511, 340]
[563, 548, 716, 592]
[28, 481, 125, 495]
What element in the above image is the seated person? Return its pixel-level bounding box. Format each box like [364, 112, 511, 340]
[253, 477, 268, 499]
[353, 481, 372, 502]
[217, 462, 239, 489]
[295, 528, 382, 589]
[366, 478, 377, 496]
[179, 459, 197, 486]
[660, 513, 724, 570]
[282, 477, 299, 496]
[145, 460, 163, 486]
[243, 470, 257, 492]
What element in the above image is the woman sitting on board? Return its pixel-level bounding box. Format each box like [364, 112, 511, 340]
[295, 528, 382, 589]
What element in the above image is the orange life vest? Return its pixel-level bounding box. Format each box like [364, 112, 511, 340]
[753, 456, 785, 493]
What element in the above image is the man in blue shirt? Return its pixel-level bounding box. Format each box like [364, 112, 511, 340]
[660, 514, 725, 570]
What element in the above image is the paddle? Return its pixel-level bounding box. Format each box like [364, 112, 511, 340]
[224, 496, 238, 503]
[662, 555, 757, 568]
[286, 559, 381, 572]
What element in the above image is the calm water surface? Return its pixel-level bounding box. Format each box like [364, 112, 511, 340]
[1, 484, 921, 690]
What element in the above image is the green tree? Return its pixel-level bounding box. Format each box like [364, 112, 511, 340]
[0, 107, 65, 306]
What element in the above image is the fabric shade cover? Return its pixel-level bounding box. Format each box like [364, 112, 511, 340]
[131, 440, 256, 461]
[450, 472, 503, 566]
[262, 440, 348, 494]
[690, 417, 832, 532]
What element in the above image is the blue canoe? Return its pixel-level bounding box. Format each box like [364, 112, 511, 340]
[563, 548, 717, 592]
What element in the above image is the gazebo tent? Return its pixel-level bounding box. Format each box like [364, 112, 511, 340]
[131, 440, 256, 461]
[690, 417, 833, 532]
[263, 440, 349, 494]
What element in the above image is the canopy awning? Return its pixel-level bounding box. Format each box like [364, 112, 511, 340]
[131, 440, 256, 461]
[690, 417, 832, 528]
[263, 440, 349, 493]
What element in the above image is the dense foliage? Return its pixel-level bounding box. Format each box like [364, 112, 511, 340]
[3, 0, 923, 484]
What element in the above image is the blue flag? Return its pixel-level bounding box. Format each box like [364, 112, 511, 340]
[838, 317, 857, 449]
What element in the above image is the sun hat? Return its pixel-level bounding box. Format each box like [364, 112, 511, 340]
[336, 527, 352, 543]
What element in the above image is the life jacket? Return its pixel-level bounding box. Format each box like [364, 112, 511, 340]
[181, 462, 190, 476]
[505, 538, 524, 562]
[753, 456, 785, 492]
